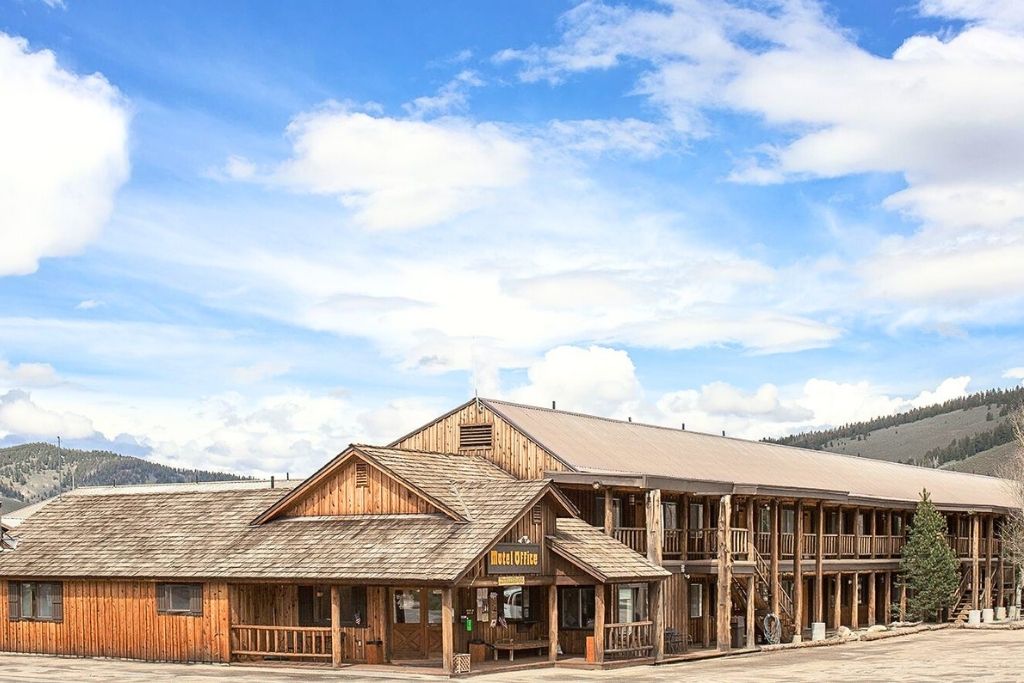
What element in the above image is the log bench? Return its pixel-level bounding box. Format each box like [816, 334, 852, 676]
[491, 638, 550, 662]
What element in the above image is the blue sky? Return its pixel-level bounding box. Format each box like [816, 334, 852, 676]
[2, 0, 1023, 475]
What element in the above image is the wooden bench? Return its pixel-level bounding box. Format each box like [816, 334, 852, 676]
[491, 638, 550, 662]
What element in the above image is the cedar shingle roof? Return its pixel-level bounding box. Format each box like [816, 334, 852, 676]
[0, 446, 654, 583]
[549, 518, 669, 582]
[481, 398, 1017, 511]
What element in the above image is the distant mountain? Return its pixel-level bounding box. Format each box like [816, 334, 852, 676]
[0, 442, 248, 508]
[770, 387, 1024, 477]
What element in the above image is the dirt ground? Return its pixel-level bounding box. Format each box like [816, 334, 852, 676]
[0, 628, 1021, 682]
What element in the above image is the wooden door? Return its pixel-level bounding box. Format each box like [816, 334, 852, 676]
[391, 588, 425, 659]
[390, 588, 447, 659]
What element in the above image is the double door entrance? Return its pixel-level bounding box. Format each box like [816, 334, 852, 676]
[390, 588, 445, 660]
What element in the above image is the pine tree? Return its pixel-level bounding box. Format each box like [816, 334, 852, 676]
[900, 489, 960, 621]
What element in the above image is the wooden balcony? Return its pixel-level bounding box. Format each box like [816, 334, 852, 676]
[230, 625, 333, 661]
[604, 620, 653, 660]
[613, 527, 647, 554]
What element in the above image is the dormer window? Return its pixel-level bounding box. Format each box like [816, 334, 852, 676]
[459, 423, 493, 449]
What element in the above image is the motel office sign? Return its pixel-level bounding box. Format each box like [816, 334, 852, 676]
[487, 543, 541, 575]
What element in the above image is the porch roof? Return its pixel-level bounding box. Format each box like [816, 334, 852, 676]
[549, 518, 669, 583]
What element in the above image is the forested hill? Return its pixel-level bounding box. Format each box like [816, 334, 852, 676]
[769, 386, 1024, 476]
[0, 442, 247, 511]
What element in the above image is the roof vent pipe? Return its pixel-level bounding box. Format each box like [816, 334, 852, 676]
[552, 400, 556, 410]
[681, 423, 686, 430]
[722, 430, 726, 437]
[628, 417, 632, 422]
[270, 475, 275, 489]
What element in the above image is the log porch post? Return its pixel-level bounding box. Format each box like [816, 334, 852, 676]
[770, 500, 780, 617]
[985, 515, 994, 608]
[646, 488, 665, 661]
[854, 508, 861, 560]
[972, 514, 981, 610]
[682, 493, 691, 562]
[899, 580, 907, 622]
[441, 587, 454, 674]
[650, 579, 664, 662]
[851, 572, 860, 629]
[716, 494, 733, 651]
[681, 578, 690, 653]
[331, 585, 342, 668]
[815, 502, 824, 624]
[548, 583, 558, 663]
[746, 574, 756, 649]
[604, 489, 614, 536]
[884, 571, 892, 625]
[594, 583, 606, 663]
[832, 573, 842, 630]
[867, 572, 876, 626]
[793, 499, 804, 639]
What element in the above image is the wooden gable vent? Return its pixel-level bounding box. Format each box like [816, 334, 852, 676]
[355, 462, 370, 488]
[459, 423, 493, 449]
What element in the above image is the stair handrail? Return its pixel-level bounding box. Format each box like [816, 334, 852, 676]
[751, 545, 794, 620]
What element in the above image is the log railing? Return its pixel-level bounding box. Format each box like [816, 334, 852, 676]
[731, 529, 749, 559]
[604, 621, 653, 659]
[856, 536, 872, 557]
[947, 536, 971, 557]
[822, 534, 838, 557]
[663, 528, 684, 556]
[802, 533, 817, 558]
[230, 625, 333, 660]
[780, 532, 794, 557]
[688, 528, 718, 558]
[755, 531, 771, 555]
[839, 534, 855, 557]
[613, 527, 647, 555]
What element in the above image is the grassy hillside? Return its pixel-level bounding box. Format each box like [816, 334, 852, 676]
[772, 386, 1023, 476]
[0, 442, 248, 506]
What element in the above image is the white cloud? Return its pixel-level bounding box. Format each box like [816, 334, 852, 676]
[909, 375, 971, 407]
[1003, 367, 1024, 380]
[507, 345, 642, 417]
[0, 33, 130, 276]
[241, 105, 530, 230]
[74, 299, 102, 310]
[0, 361, 60, 387]
[0, 389, 94, 439]
[230, 361, 292, 384]
[404, 70, 484, 118]
[496, 1, 1024, 320]
[546, 118, 674, 158]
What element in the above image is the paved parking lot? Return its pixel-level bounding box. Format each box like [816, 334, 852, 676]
[1, 628, 1022, 682]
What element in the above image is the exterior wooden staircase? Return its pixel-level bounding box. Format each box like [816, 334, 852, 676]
[733, 546, 796, 643]
[947, 573, 973, 625]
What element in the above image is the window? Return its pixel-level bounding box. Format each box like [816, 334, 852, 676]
[688, 503, 704, 530]
[782, 508, 795, 534]
[459, 423, 493, 449]
[156, 583, 202, 616]
[594, 496, 623, 528]
[393, 589, 421, 624]
[428, 589, 444, 624]
[662, 501, 679, 530]
[559, 586, 595, 629]
[502, 586, 535, 621]
[616, 584, 648, 623]
[298, 586, 331, 627]
[689, 583, 703, 618]
[8, 581, 63, 622]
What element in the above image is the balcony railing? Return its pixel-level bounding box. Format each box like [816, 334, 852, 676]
[230, 625, 333, 661]
[604, 621, 653, 660]
[613, 527, 647, 554]
[663, 528, 684, 556]
[731, 528, 749, 559]
[688, 528, 718, 558]
[780, 532, 794, 557]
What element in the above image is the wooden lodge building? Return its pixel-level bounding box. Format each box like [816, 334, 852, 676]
[0, 398, 1017, 674]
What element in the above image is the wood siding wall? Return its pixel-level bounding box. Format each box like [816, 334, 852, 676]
[278, 456, 439, 518]
[393, 401, 567, 480]
[0, 580, 230, 663]
[229, 584, 389, 663]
